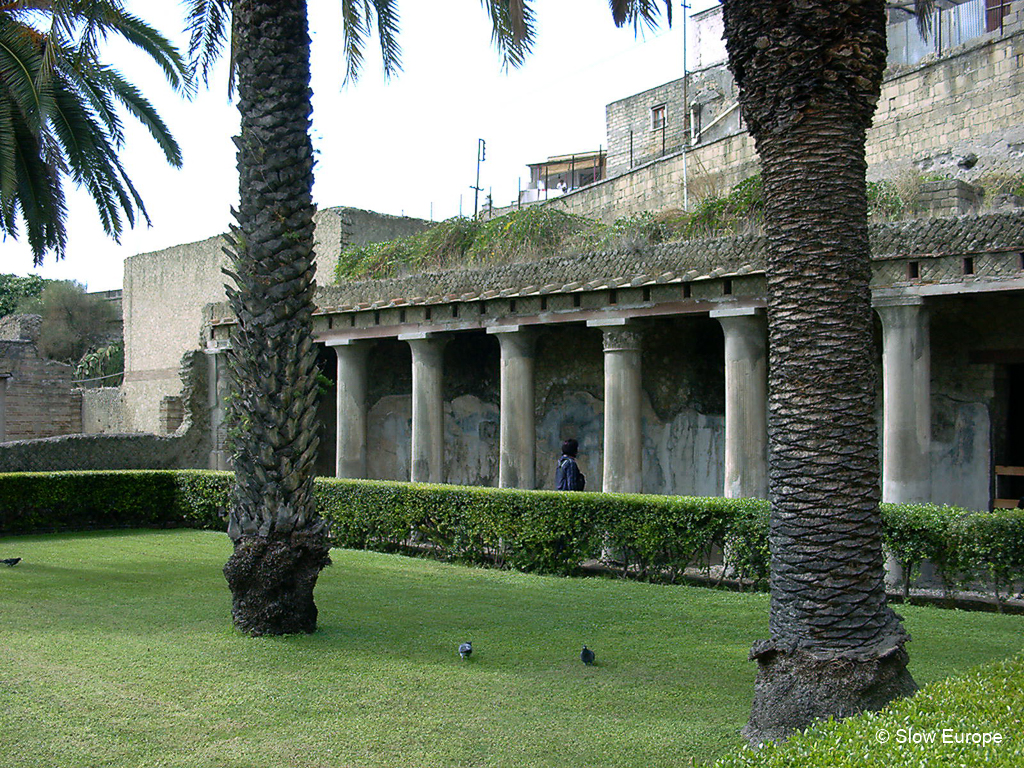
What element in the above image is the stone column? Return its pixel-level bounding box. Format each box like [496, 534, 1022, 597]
[328, 340, 371, 479]
[489, 326, 537, 489]
[590, 320, 643, 493]
[711, 307, 768, 499]
[204, 345, 231, 471]
[876, 298, 931, 504]
[401, 333, 447, 484]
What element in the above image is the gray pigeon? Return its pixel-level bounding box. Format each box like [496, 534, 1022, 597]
[1, 558, 20, 567]
[581, 646, 595, 665]
[458, 642, 472, 659]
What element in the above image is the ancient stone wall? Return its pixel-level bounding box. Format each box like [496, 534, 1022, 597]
[0, 316, 81, 442]
[0, 351, 210, 472]
[121, 207, 432, 435]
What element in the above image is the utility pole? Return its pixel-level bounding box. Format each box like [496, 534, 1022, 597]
[681, 0, 690, 211]
[472, 138, 486, 219]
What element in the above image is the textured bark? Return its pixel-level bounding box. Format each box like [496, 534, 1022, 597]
[222, 0, 329, 635]
[721, 0, 916, 741]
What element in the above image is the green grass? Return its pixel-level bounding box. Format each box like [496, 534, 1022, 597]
[1, 530, 1022, 768]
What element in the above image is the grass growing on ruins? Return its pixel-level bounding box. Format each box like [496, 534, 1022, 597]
[1, 529, 1023, 768]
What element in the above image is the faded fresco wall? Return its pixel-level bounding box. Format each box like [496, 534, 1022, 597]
[344, 318, 727, 495]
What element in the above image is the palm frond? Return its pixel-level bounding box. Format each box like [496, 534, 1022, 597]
[185, 0, 231, 87]
[480, 0, 535, 70]
[372, 0, 402, 80]
[85, 63, 183, 166]
[609, 0, 671, 33]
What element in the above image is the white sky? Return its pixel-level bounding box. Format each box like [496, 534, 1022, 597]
[3, 1, 719, 292]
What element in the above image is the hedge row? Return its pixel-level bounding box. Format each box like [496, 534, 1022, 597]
[712, 652, 1024, 767]
[1, 472, 1022, 597]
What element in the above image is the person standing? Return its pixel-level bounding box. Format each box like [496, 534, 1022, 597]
[555, 439, 586, 491]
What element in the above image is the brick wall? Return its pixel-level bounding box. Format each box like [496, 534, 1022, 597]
[0, 336, 81, 442]
[0, 351, 211, 472]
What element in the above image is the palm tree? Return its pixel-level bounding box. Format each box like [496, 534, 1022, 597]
[185, 0, 537, 636]
[0, 0, 188, 265]
[718, 0, 932, 742]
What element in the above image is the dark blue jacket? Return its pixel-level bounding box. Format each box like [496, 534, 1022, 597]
[556, 455, 585, 491]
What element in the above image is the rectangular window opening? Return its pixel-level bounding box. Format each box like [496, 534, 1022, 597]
[963, 257, 975, 275]
[541, 297, 548, 311]
[399, 309, 406, 324]
[723, 279, 733, 296]
[425, 307, 432, 321]
[609, 289, 618, 305]
[907, 261, 920, 280]
[682, 282, 692, 299]
[510, 299, 517, 313]
[573, 294, 582, 308]
[327, 316, 334, 330]
[651, 104, 666, 131]
[452, 305, 459, 318]
[642, 286, 652, 302]
[374, 311, 381, 325]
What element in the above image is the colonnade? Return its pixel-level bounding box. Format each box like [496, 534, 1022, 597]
[324, 311, 773, 497]
[208, 298, 931, 503]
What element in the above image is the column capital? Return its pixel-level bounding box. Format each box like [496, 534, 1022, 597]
[709, 305, 762, 319]
[873, 295, 926, 309]
[324, 337, 373, 348]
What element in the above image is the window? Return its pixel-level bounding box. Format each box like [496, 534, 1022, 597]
[651, 104, 666, 131]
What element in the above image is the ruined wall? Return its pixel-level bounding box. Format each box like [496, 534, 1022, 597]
[80, 387, 129, 434]
[0, 315, 81, 442]
[122, 207, 432, 435]
[0, 351, 210, 472]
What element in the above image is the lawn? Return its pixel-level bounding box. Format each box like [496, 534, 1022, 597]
[1, 529, 1022, 768]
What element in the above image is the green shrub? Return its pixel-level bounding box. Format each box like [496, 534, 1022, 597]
[0, 471, 187, 533]
[5, 472, 1024, 599]
[712, 652, 1024, 767]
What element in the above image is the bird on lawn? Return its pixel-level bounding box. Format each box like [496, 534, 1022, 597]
[458, 642, 473, 660]
[581, 646, 595, 665]
[2, 558, 21, 567]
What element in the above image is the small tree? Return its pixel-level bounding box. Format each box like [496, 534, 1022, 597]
[18, 280, 118, 364]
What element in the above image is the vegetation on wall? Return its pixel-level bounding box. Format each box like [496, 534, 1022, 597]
[333, 169, 1023, 284]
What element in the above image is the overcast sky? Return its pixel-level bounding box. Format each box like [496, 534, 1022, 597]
[4, 1, 719, 292]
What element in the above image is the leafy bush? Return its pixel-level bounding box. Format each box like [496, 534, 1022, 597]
[713, 652, 1024, 767]
[0, 273, 46, 317]
[868, 178, 909, 219]
[5, 473, 1024, 599]
[0, 471, 189, 533]
[466, 206, 595, 264]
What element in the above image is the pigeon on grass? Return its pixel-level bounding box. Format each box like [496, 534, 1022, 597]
[458, 642, 473, 660]
[1, 558, 20, 567]
[580, 646, 595, 665]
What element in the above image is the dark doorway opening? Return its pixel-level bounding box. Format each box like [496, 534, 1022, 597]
[995, 363, 1024, 508]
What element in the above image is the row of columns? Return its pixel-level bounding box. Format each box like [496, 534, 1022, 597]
[210, 298, 929, 503]
[326, 310, 774, 498]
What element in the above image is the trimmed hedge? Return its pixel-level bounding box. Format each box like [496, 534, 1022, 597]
[712, 652, 1024, 767]
[2, 472, 1023, 593]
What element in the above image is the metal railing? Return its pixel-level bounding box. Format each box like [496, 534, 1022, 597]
[887, 0, 1007, 66]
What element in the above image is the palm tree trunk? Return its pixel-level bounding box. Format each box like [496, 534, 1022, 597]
[721, 0, 917, 742]
[221, 0, 330, 636]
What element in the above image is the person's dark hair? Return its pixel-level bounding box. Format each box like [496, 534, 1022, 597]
[561, 439, 578, 458]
